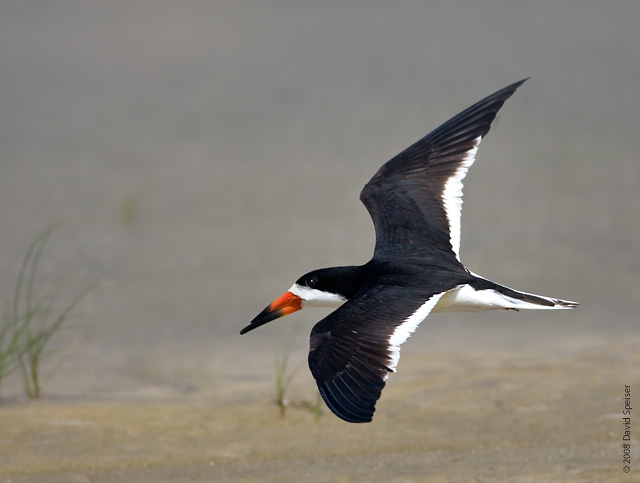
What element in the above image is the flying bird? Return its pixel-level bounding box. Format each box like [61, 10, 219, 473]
[240, 79, 577, 423]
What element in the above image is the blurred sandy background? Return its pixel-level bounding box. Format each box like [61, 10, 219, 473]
[1, 1, 639, 481]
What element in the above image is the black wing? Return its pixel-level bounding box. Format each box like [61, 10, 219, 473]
[308, 284, 449, 423]
[360, 79, 527, 261]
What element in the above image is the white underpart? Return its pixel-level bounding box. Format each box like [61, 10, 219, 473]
[288, 283, 347, 307]
[387, 292, 445, 374]
[441, 136, 482, 260]
[433, 282, 577, 313]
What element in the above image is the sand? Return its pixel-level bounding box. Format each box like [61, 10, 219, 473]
[2, 338, 638, 482]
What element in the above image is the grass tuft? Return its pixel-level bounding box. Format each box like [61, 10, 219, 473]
[274, 321, 302, 417]
[0, 225, 96, 399]
[273, 321, 324, 421]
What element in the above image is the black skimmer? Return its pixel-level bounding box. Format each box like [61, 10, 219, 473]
[240, 79, 578, 423]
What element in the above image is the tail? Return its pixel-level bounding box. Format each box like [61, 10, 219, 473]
[469, 277, 579, 311]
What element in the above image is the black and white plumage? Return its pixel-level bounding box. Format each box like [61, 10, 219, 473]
[240, 79, 578, 423]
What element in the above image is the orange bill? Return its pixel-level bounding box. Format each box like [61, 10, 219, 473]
[240, 291, 303, 334]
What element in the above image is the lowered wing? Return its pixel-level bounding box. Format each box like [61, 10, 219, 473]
[308, 283, 453, 422]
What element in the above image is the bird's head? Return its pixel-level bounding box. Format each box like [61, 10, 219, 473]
[240, 267, 360, 335]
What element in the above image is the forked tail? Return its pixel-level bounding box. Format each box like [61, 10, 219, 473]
[433, 276, 579, 313]
[469, 277, 579, 311]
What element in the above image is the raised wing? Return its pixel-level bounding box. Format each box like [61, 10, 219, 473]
[360, 79, 527, 261]
[308, 283, 449, 423]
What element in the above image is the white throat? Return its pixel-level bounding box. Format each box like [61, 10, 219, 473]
[289, 283, 347, 308]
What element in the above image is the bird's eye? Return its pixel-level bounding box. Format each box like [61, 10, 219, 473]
[305, 277, 317, 288]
